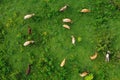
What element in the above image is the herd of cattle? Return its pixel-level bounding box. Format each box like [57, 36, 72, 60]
[23, 5, 110, 77]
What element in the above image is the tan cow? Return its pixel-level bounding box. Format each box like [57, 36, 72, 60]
[80, 9, 90, 13]
[63, 24, 70, 29]
[60, 58, 66, 67]
[80, 72, 88, 77]
[59, 5, 68, 12]
[90, 52, 98, 60]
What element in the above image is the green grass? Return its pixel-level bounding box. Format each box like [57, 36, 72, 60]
[0, 0, 120, 80]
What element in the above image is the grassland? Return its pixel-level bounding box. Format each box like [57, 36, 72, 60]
[0, 0, 120, 80]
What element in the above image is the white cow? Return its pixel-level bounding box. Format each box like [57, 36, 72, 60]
[63, 18, 72, 23]
[71, 35, 75, 45]
[24, 13, 35, 19]
[23, 40, 34, 46]
[106, 51, 110, 62]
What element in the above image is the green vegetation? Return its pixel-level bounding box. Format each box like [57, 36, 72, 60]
[0, 0, 120, 80]
[85, 73, 94, 80]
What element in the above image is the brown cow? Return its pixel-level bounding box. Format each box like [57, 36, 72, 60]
[26, 64, 31, 75]
[28, 26, 32, 34]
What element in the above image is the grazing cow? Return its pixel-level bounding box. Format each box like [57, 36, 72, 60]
[63, 24, 70, 29]
[106, 51, 110, 62]
[23, 40, 34, 46]
[28, 26, 32, 34]
[80, 72, 88, 77]
[59, 5, 68, 12]
[90, 52, 98, 60]
[60, 58, 66, 67]
[80, 9, 90, 13]
[24, 13, 35, 19]
[26, 64, 31, 75]
[71, 35, 75, 45]
[63, 18, 72, 23]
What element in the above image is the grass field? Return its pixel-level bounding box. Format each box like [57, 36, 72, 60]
[0, 0, 120, 80]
